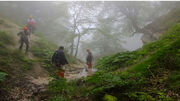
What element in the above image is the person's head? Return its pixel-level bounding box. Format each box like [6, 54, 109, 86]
[29, 16, 33, 19]
[86, 48, 90, 52]
[24, 26, 28, 32]
[59, 46, 64, 50]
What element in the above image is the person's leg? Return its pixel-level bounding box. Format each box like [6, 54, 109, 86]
[24, 40, 29, 53]
[88, 62, 92, 68]
[86, 62, 92, 72]
[55, 64, 65, 78]
[57, 67, 65, 78]
[19, 40, 24, 50]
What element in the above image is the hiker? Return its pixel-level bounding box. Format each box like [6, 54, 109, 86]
[86, 48, 93, 71]
[17, 26, 30, 53]
[52, 46, 69, 78]
[27, 16, 36, 34]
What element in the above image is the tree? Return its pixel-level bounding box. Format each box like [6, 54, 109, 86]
[68, 1, 99, 57]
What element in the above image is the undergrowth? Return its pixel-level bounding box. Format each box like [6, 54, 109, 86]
[48, 23, 180, 101]
[30, 34, 78, 76]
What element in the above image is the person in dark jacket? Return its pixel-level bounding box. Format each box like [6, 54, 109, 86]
[17, 26, 30, 53]
[86, 48, 93, 69]
[52, 46, 68, 78]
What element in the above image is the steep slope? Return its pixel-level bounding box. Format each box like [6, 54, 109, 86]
[0, 17, 88, 101]
[84, 23, 180, 101]
[0, 17, 52, 100]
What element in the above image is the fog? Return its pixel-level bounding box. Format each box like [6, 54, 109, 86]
[121, 33, 143, 51]
[0, 1, 179, 61]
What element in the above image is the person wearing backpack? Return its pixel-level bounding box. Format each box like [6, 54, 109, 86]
[27, 16, 36, 34]
[17, 26, 30, 53]
[52, 46, 69, 78]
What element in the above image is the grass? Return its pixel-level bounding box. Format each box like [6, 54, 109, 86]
[30, 34, 79, 76]
[47, 23, 180, 101]
[0, 31, 15, 47]
[167, 70, 180, 91]
[0, 31, 33, 74]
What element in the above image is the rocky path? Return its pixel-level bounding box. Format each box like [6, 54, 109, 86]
[8, 53, 50, 101]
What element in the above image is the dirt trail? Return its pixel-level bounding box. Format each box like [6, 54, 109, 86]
[0, 19, 51, 100]
[64, 63, 97, 80]
[26, 53, 50, 84]
[0, 18, 97, 100]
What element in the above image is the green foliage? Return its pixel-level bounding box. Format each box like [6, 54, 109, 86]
[31, 38, 56, 58]
[0, 71, 7, 82]
[48, 95, 65, 101]
[30, 36, 77, 73]
[46, 23, 180, 101]
[11, 50, 34, 70]
[30, 37, 58, 75]
[48, 78, 78, 101]
[0, 31, 14, 47]
[128, 92, 155, 101]
[96, 51, 144, 72]
[157, 92, 173, 101]
[167, 71, 180, 91]
[103, 94, 117, 101]
[0, 31, 33, 72]
[79, 23, 180, 100]
[48, 78, 69, 93]
[127, 90, 173, 101]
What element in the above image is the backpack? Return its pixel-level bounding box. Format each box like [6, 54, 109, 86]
[52, 51, 59, 65]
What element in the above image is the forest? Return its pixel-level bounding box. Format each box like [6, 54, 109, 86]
[0, 1, 180, 101]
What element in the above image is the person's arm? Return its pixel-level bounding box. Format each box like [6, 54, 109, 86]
[65, 58, 68, 64]
[51, 52, 56, 64]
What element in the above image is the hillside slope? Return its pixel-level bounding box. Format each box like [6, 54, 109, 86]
[65, 24, 180, 101]
[86, 24, 180, 100]
[0, 17, 54, 100]
[0, 17, 87, 101]
[47, 24, 180, 101]
[34, 16, 180, 101]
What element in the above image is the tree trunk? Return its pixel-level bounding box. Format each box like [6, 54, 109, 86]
[70, 39, 74, 56]
[70, 16, 77, 56]
[75, 33, 81, 57]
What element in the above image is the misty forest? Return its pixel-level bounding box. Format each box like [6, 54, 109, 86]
[0, 1, 180, 101]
